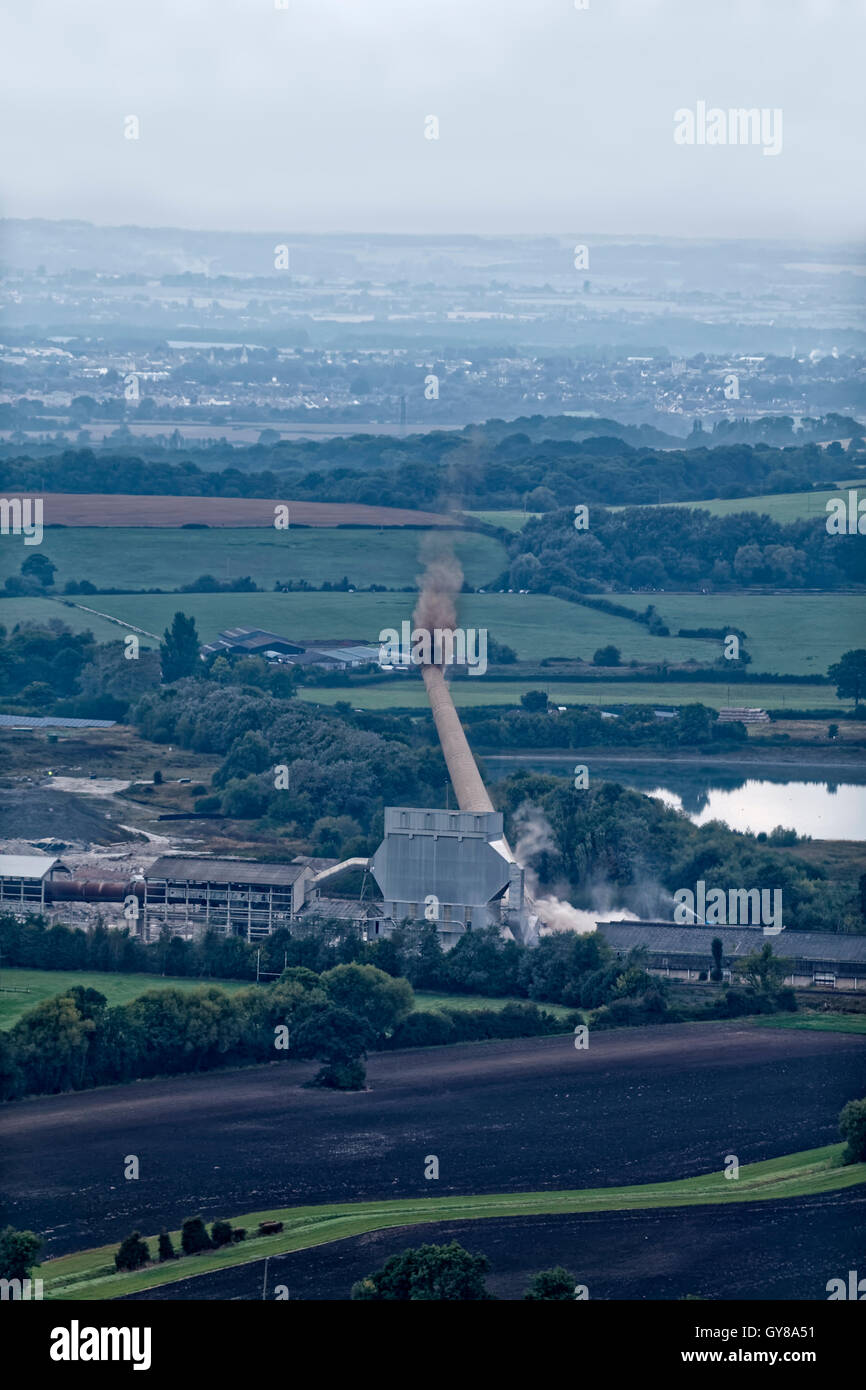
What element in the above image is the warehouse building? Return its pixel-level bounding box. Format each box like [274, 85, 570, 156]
[597, 921, 866, 991]
[142, 856, 314, 942]
[0, 854, 70, 915]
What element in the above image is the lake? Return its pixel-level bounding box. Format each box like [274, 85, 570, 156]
[482, 756, 866, 841]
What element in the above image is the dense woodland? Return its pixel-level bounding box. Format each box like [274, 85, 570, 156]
[505, 503, 866, 591]
[0, 413, 862, 515]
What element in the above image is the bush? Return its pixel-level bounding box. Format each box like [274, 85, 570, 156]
[592, 645, 621, 666]
[351, 1241, 493, 1301]
[0, 1226, 43, 1281]
[211, 1220, 233, 1247]
[194, 794, 222, 813]
[311, 1057, 367, 1090]
[157, 1230, 177, 1262]
[388, 1011, 456, 1049]
[524, 1267, 577, 1300]
[180, 1216, 212, 1255]
[232, 1228, 247, 1243]
[839, 1097, 866, 1164]
[115, 1231, 150, 1272]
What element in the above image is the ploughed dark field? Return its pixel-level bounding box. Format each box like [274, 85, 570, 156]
[123, 1191, 865, 1302]
[0, 1022, 863, 1259]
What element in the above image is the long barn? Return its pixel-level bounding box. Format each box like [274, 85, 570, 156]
[597, 921, 866, 991]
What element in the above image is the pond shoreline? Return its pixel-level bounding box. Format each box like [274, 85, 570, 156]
[480, 748, 866, 771]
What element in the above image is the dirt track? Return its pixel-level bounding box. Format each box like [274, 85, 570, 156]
[0, 1021, 862, 1260]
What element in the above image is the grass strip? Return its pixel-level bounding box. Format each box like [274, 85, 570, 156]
[40, 1144, 864, 1300]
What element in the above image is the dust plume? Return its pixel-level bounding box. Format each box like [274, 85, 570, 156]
[413, 535, 463, 649]
[513, 803, 638, 937]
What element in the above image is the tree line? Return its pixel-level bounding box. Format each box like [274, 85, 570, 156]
[0, 423, 855, 515]
[506, 503, 866, 593]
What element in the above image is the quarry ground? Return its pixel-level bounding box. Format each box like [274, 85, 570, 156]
[1, 1021, 862, 1267]
[122, 1190, 864, 1302]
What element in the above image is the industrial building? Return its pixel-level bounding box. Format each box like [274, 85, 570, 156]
[141, 857, 315, 942]
[200, 627, 381, 669]
[370, 806, 526, 949]
[0, 854, 70, 913]
[598, 921, 866, 991]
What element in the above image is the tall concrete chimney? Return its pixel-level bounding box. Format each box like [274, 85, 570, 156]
[422, 664, 494, 814]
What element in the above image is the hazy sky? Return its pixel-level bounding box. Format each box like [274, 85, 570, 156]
[1, 0, 864, 238]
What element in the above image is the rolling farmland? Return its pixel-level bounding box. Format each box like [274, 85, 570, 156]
[31, 493, 458, 527]
[52, 588, 866, 674]
[299, 679, 852, 711]
[613, 593, 866, 675]
[0, 526, 507, 593]
[66, 591, 716, 662]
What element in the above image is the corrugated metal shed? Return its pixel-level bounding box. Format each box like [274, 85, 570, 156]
[146, 856, 309, 886]
[597, 921, 866, 965]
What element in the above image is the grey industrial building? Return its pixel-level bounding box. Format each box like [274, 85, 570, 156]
[597, 921, 866, 991]
[142, 857, 314, 942]
[369, 806, 528, 949]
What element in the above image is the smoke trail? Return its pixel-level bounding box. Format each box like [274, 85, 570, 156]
[413, 535, 463, 651]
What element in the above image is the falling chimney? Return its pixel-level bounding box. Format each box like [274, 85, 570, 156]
[422, 664, 494, 814]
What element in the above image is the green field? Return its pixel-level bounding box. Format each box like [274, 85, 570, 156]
[0, 970, 578, 1030]
[66, 591, 723, 663]
[614, 593, 866, 676]
[35, 588, 862, 675]
[0, 527, 507, 594]
[300, 679, 851, 711]
[752, 1012, 866, 1035]
[606, 481, 864, 523]
[661, 483, 864, 523]
[0, 969, 252, 1029]
[41, 1144, 865, 1300]
[0, 596, 132, 643]
[477, 484, 865, 527]
[415, 989, 574, 1021]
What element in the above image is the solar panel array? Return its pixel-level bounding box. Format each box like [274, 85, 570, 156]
[0, 715, 117, 729]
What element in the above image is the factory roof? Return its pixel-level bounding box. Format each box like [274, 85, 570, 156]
[146, 856, 311, 886]
[0, 854, 66, 879]
[597, 921, 866, 964]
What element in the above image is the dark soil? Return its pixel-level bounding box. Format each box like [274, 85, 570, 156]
[124, 1190, 865, 1302]
[0, 1021, 862, 1262]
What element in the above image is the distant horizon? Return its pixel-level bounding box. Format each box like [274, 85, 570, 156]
[2, 0, 863, 239]
[1, 216, 863, 250]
